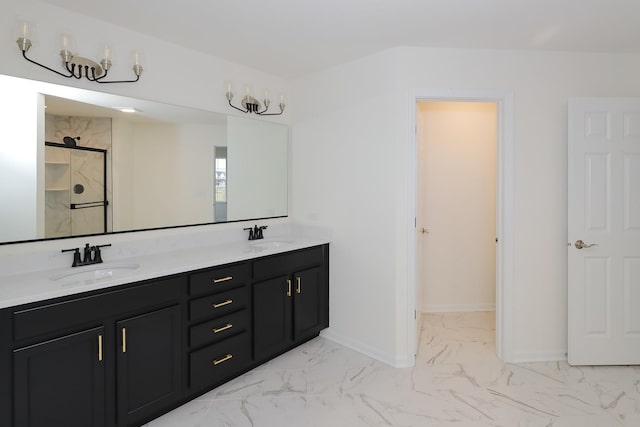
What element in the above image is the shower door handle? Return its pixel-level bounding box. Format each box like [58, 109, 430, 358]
[70, 201, 109, 209]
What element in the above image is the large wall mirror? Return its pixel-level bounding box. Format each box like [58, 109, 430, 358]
[0, 74, 288, 245]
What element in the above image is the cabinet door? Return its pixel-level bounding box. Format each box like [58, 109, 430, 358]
[13, 326, 106, 427]
[253, 275, 292, 361]
[116, 305, 181, 426]
[293, 267, 323, 341]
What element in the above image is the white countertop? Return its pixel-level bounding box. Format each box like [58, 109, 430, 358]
[0, 235, 329, 309]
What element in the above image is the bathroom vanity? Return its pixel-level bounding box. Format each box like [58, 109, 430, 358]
[0, 240, 329, 427]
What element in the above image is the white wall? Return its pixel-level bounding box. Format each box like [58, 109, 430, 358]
[417, 101, 496, 313]
[0, 76, 44, 242]
[111, 117, 135, 230]
[291, 50, 404, 364]
[291, 47, 640, 364]
[227, 116, 288, 221]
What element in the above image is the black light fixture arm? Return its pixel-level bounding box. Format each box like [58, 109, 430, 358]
[257, 103, 285, 116]
[21, 49, 73, 78]
[227, 96, 250, 113]
[93, 63, 142, 84]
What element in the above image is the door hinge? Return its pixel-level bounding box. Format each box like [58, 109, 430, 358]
[414, 217, 417, 228]
[414, 310, 417, 320]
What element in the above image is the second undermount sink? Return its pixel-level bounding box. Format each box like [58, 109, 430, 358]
[249, 240, 294, 250]
[50, 263, 140, 285]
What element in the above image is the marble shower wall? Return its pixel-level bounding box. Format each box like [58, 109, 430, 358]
[44, 115, 113, 238]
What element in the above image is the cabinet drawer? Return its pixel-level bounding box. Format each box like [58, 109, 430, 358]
[253, 246, 324, 281]
[189, 332, 251, 391]
[189, 309, 249, 348]
[189, 263, 249, 296]
[13, 276, 183, 342]
[189, 286, 249, 323]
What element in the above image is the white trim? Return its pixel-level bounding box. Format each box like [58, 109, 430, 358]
[512, 351, 567, 363]
[422, 304, 495, 313]
[320, 329, 412, 368]
[407, 89, 515, 364]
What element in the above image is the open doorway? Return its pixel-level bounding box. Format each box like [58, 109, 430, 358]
[416, 100, 497, 356]
[407, 90, 514, 366]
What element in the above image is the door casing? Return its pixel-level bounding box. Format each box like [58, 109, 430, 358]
[406, 89, 515, 365]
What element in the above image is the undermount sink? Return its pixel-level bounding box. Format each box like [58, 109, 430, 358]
[249, 240, 294, 250]
[50, 263, 140, 285]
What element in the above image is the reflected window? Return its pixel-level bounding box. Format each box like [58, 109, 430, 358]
[214, 146, 227, 222]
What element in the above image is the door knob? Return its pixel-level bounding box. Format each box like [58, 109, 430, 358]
[420, 228, 430, 234]
[575, 239, 598, 249]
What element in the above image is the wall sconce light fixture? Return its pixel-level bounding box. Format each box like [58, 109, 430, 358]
[226, 84, 285, 116]
[15, 23, 143, 84]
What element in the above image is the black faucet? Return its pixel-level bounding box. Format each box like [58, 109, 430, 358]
[82, 243, 93, 264]
[61, 247, 82, 267]
[62, 243, 111, 267]
[243, 227, 255, 240]
[244, 225, 268, 241]
[255, 225, 267, 239]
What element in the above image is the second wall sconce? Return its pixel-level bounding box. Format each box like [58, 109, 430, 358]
[16, 22, 143, 84]
[226, 84, 285, 116]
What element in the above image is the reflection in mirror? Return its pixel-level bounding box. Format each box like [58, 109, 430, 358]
[0, 74, 288, 245]
[214, 146, 227, 222]
[44, 142, 108, 238]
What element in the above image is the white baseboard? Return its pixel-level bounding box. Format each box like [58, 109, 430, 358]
[422, 304, 495, 313]
[319, 329, 413, 368]
[512, 351, 567, 363]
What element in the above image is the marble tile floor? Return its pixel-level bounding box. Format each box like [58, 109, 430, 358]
[146, 312, 640, 426]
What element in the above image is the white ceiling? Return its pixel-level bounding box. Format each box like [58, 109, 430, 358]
[40, 0, 640, 79]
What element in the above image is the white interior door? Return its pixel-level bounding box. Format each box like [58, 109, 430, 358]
[568, 98, 640, 365]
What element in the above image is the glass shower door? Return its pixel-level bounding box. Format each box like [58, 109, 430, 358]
[44, 142, 107, 238]
[70, 149, 107, 236]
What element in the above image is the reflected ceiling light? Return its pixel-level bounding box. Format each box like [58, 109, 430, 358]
[117, 107, 139, 113]
[226, 83, 285, 116]
[15, 22, 143, 84]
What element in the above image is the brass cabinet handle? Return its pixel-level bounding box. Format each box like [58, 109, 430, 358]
[213, 276, 233, 284]
[122, 328, 127, 353]
[213, 323, 233, 334]
[98, 334, 103, 362]
[213, 299, 233, 309]
[287, 279, 292, 297]
[296, 277, 301, 294]
[213, 354, 233, 365]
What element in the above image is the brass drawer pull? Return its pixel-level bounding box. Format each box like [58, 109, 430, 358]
[98, 334, 103, 362]
[213, 323, 233, 334]
[213, 299, 233, 309]
[213, 276, 233, 284]
[287, 279, 292, 297]
[296, 277, 301, 294]
[122, 328, 127, 353]
[213, 354, 233, 365]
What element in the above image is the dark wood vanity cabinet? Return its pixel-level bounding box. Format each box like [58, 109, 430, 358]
[0, 244, 329, 427]
[13, 326, 107, 427]
[4, 275, 185, 427]
[253, 245, 329, 363]
[116, 305, 182, 427]
[186, 262, 252, 393]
